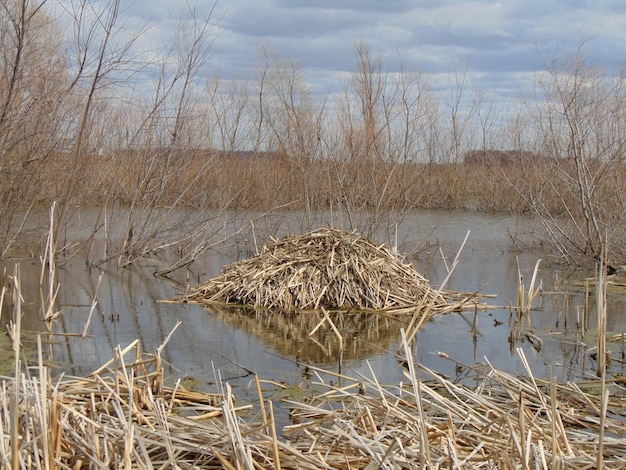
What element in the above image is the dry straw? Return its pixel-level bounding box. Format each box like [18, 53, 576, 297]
[2, 300, 624, 469]
[4, 336, 624, 469]
[180, 227, 477, 314]
[283, 344, 626, 469]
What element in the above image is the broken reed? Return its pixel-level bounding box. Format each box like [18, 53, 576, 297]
[516, 257, 542, 317]
[0, 340, 250, 469]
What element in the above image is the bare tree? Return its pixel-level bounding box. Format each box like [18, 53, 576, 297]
[517, 42, 626, 265]
[206, 71, 250, 151]
[263, 55, 327, 227]
[250, 42, 276, 153]
[52, 0, 146, 255]
[354, 41, 386, 162]
[0, 0, 69, 255]
[328, 42, 439, 239]
[394, 60, 434, 163]
[89, 3, 221, 268]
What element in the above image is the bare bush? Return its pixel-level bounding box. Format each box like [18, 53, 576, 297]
[513, 44, 626, 266]
[0, 0, 71, 255]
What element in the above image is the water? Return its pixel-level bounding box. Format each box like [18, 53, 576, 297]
[4, 209, 626, 410]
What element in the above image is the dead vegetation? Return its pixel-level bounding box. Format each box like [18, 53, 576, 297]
[2, 336, 624, 469]
[180, 228, 476, 314]
[284, 347, 626, 469]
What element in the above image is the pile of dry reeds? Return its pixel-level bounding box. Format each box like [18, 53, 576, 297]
[182, 228, 469, 314]
[4, 337, 624, 469]
[0, 339, 331, 469]
[284, 345, 626, 469]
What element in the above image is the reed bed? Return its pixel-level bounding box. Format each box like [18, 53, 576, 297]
[284, 345, 626, 469]
[3, 337, 624, 469]
[0, 339, 336, 469]
[181, 228, 474, 314]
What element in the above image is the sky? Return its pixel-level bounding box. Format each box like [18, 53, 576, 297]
[120, 0, 626, 108]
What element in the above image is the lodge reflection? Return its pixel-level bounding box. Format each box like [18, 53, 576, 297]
[208, 305, 407, 364]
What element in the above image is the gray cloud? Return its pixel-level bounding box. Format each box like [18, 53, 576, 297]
[121, 0, 626, 106]
[275, 0, 415, 13]
[222, 6, 370, 39]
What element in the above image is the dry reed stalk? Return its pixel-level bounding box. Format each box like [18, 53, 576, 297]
[596, 254, 607, 379]
[404, 231, 471, 346]
[0, 285, 4, 327]
[82, 271, 103, 338]
[320, 307, 343, 352]
[596, 242, 609, 470]
[9, 264, 21, 470]
[40, 202, 61, 324]
[268, 400, 282, 470]
[516, 258, 542, 317]
[400, 329, 432, 468]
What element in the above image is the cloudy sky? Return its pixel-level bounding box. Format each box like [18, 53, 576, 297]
[123, 0, 625, 106]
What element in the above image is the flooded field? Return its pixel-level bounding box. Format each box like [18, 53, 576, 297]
[4, 210, 626, 416]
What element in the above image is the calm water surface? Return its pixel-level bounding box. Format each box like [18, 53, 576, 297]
[5, 210, 626, 415]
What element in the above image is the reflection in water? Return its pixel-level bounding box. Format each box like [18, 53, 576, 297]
[211, 305, 406, 364]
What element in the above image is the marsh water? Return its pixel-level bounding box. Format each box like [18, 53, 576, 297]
[4, 209, 626, 417]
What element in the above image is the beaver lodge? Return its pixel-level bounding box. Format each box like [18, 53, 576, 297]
[182, 227, 476, 314]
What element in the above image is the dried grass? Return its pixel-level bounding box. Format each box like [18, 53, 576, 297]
[0, 340, 304, 469]
[283, 344, 626, 469]
[3, 337, 624, 469]
[181, 228, 474, 314]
